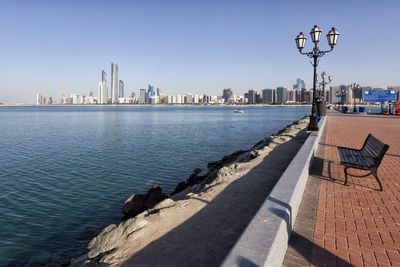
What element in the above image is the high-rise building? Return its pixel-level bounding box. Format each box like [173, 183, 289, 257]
[276, 87, 288, 103]
[36, 93, 43, 105]
[288, 89, 296, 103]
[247, 89, 257, 104]
[119, 80, 124, 98]
[111, 63, 119, 104]
[59, 92, 66, 104]
[139, 89, 146, 104]
[146, 83, 159, 104]
[186, 93, 194, 104]
[98, 70, 108, 104]
[293, 78, 306, 90]
[222, 88, 233, 103]
[262, 89, 274, 104]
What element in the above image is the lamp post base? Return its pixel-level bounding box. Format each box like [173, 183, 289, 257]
[308, 103, 319, 131]
[308, 117, 319, 131]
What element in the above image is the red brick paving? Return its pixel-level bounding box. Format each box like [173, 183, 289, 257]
[310, 111, 400, 267]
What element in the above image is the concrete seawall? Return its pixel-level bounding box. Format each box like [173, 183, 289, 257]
[221, 116, 326, 267]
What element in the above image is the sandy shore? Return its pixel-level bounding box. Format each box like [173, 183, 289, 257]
[71, 116, 310, 267]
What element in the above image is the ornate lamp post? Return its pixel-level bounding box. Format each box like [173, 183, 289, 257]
[295, 25, 339, 131]
[318, 71, 333, 101]
[352, 83, 361, 112]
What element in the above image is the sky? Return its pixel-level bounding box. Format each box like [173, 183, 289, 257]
[0, 0, 399, 104]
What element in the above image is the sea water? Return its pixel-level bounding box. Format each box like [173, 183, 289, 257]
[0, 105, 309, 265]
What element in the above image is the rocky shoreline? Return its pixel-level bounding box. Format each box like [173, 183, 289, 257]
[65, 115, 310, 266]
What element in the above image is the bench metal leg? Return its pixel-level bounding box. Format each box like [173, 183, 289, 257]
[372, 171, 383, 191]
[343, 167, 383, 191]
[344, 167, 349, 186]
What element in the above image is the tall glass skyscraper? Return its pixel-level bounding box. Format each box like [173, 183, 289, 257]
[119, 80, 124, 98]
[97, 70, 108, 104]
[111, 63, 119, 104]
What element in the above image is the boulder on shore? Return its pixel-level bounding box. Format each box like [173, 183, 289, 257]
[122, 184, 168, 219]
[193, 168, 202, 174]
[170, 181, 187, 196]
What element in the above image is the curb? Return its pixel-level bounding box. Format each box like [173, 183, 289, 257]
[221, 116, 327, 267]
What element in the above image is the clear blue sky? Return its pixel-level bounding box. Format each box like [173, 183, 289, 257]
[0, 0, 399, 104]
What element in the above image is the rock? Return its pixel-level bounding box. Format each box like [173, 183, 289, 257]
[87, 216, 147, 259]
[122, 184, 169, 219]
[145, 184, 168, 209]
[193, 168, 202, 174]
[147, 184, 162, 195]
[186, 174, 201, 186]
[207, 160, 223, 169]
[250, 150, 260, 159]
[222, 154, 236, 163]
[122, 194, 147, 219]
[170, 181, 187, 196]
[145, 193, 168, 209]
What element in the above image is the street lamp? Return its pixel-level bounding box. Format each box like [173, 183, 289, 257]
[295, 25, 339, 131]
[352, 83, 360, 112]
[318, 71, 333, 102]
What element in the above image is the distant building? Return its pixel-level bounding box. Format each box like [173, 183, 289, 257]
[247, 89, 257, 104]
[293, 78, 306, 90]
[288, 89, 296, 103]
[111, 63, 119, 104]
[97, 70, 108, 104]
[295, 89, 302, 103]
[330, 85, 352, 104]
[276, 87, 288, 103]
[71, 94, 80, 104]
[222, 88, 233, 103]
[36, 93, 43, 105]
[176, 95, 183, 104]
[146, 83, 159, 104]
[186, 93, 193, 104]
[139, 89, 146, 104]
[119, 80, 124, 98]
[59, 92, 66, 104]
[262, 89, 274, 103]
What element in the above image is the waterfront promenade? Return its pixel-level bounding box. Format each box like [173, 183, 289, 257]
[284, 110, 400, 266]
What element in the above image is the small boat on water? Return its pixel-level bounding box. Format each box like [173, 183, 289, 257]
[233, 109, 244, 113]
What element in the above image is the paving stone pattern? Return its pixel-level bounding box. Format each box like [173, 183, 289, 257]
[310, 111, 400, 267]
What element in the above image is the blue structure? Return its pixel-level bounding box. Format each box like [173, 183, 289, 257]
[363, 90, 397, 103]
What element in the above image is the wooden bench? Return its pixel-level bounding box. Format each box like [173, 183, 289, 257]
[338, 134, 389, 191]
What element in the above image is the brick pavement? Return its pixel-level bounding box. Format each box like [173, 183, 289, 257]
[309, 111, 400, 267]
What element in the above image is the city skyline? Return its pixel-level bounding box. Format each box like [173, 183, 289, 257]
[1, 1, 400, 104]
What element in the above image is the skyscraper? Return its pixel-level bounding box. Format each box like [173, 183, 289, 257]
[262, 89, 274, 103]
[139, 89, 146, 104]
[276, 87, 288, 103]
[36, 93, 43, 105]
[222, 88, 233, 103]
[111, 63, 119, 104]
[293, 78, 306, 90]
[247, 89, 257, 104]
[119, 80, 124, 98]
[98, 70, 108, 104]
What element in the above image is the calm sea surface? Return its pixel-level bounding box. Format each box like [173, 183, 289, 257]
[0, 105, 309, 265]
